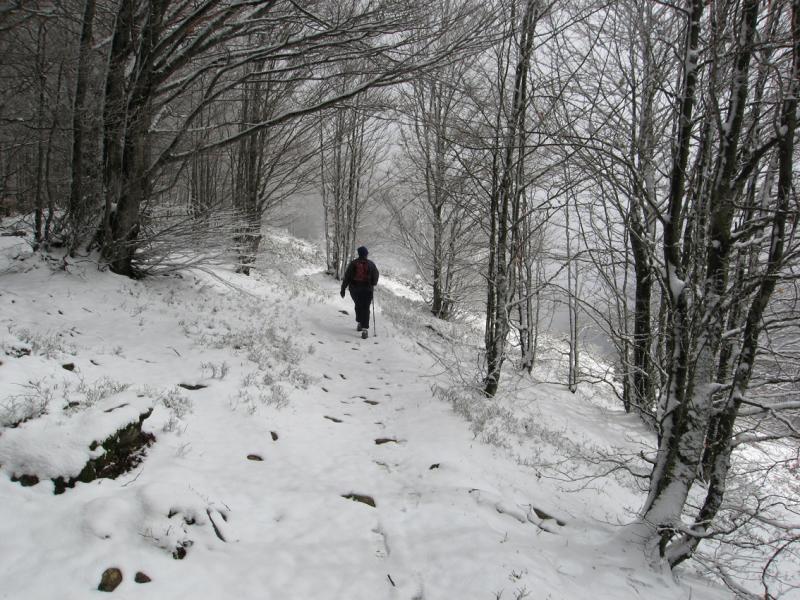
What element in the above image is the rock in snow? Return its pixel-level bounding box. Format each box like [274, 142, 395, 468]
[98, 567, 123, 592]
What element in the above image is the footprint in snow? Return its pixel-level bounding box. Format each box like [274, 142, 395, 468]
[178, 383, 207, 390]
[372, 526, 389, 558]
[324, 415, 343, 423]
[531, 507, 566, 527]
[341, 493, 375, 507]
[270, 431, 279, 441]
[374, 438, 399, 445]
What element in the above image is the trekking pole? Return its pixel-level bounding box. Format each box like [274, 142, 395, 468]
[372, 294, 377, 337]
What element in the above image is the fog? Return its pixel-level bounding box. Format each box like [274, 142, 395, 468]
[273, 190, 617, 360]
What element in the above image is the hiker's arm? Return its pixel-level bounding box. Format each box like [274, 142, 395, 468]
[340, 262, 352, 294]
[371, 263, 379, 286]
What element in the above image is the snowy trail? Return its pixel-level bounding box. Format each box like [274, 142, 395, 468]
[247, 279, 502, 599]
[153, 271, 570, 600]
[0, 248, 731, 600]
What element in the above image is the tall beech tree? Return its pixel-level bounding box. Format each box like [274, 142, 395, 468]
[630, 0, 800, 572]
[479, 0, 544, 397]
[319, 89, 388, 279]
[394, 61, 478, 320]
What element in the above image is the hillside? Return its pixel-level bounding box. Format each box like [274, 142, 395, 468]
[0, 232, 731, 600]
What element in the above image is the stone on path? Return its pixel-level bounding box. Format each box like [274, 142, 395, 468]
[134, 572, 151, 584]
[342, 493, 376, 507]
[98, 567, 123, 592]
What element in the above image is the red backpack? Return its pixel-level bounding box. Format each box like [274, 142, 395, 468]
[353, 259, 370, 283]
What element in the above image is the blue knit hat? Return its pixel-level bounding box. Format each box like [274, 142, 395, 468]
[357, 246, 368, 258]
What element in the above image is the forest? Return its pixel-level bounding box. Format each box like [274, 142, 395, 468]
[1, 0, 799, 597]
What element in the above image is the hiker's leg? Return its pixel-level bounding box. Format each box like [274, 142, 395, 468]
[354, 288, 371, 329]
[350, 288, 364, 326]
[363, 289, 373, 328]
[349, 288, 360, 326]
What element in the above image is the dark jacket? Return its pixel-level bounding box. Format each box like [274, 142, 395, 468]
[341, 258, 379, 293]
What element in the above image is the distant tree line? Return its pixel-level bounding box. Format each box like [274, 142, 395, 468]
[0, 0, 487, 276]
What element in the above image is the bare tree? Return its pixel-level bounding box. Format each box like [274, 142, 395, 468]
[230, 56, 317, 274]
[629, 0, 800, 576]
[320, 87, 389, 278]
[392, 55, 480, 319]
[556, 0, 676, 416]
[476, 0, 547, 397]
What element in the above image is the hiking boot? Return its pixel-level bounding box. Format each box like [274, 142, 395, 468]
[361, 330, 369, 339]
[357, 324, 363, 332]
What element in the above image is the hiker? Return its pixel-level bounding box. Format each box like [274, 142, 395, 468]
[340, 246, 379, 338]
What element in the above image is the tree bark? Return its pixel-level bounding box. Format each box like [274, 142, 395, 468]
[102, 0, 166, 276]
[67, 0, 98, 254]
[639, 0, 705, 559]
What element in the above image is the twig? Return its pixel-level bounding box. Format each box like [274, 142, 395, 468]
[121, 466, 144, 487]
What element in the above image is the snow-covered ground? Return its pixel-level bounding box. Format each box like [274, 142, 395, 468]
[0, 231, 734, 599]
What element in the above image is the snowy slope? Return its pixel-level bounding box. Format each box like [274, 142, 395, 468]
[0, 232, 732, 600]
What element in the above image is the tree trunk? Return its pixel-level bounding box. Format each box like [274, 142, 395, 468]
[484, 0, 540, 397]
[641, 0, 764, 565]
[101, 0, 134, 255]
[33, 22, 47, 247]
[102, 0, 165, 276]
[67, 0, 98, 254]
[629, 223, 653, 412]
[638, 0, 704, 560]
[566, 197, 579, 393]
